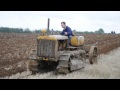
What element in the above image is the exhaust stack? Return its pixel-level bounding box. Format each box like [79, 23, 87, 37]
[47, 18, 50, 35]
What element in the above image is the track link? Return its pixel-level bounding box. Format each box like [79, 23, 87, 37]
[57, 51, 86, 74]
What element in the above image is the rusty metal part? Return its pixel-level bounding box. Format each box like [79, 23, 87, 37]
[37, 39, 58, 59]
[57, 50, 86, 74]
[89, 46, 98, 64]
[57, 52, 70, 74]
[70, 59, 84, 71]
[79, 50, 86, 64]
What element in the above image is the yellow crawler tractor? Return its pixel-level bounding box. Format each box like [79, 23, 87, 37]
[27, 18, 98, 74]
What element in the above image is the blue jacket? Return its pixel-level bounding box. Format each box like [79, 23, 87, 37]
[60, 26, 73, 37]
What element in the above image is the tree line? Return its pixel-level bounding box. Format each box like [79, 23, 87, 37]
[0, 27, 107, 34]
[73, 28, 104, 34]
[0, 27, 40, 33]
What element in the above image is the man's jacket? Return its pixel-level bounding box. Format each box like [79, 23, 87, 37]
[60, 26, 74, 37]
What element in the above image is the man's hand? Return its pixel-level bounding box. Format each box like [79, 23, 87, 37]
[64, 32, 68, 35]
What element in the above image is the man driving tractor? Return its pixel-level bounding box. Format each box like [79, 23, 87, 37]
[60, 21, 74, 47]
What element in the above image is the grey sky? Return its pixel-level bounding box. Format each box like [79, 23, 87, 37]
[0, 11, 120, 33]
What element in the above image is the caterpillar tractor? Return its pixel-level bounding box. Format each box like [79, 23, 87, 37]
[27, 18, 98, 74]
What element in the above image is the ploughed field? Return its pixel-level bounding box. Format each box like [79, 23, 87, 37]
[0, 33, 120, 78]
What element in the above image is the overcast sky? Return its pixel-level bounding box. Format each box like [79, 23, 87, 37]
[0, 11, 120, 33]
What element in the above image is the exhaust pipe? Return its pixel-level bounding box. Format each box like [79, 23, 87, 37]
[47, 18, 50, 35]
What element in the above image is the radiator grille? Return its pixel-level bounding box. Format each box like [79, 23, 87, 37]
[37, 39, 56, 58]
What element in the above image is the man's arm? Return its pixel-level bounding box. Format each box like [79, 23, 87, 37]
[66, 27, 72, 35]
